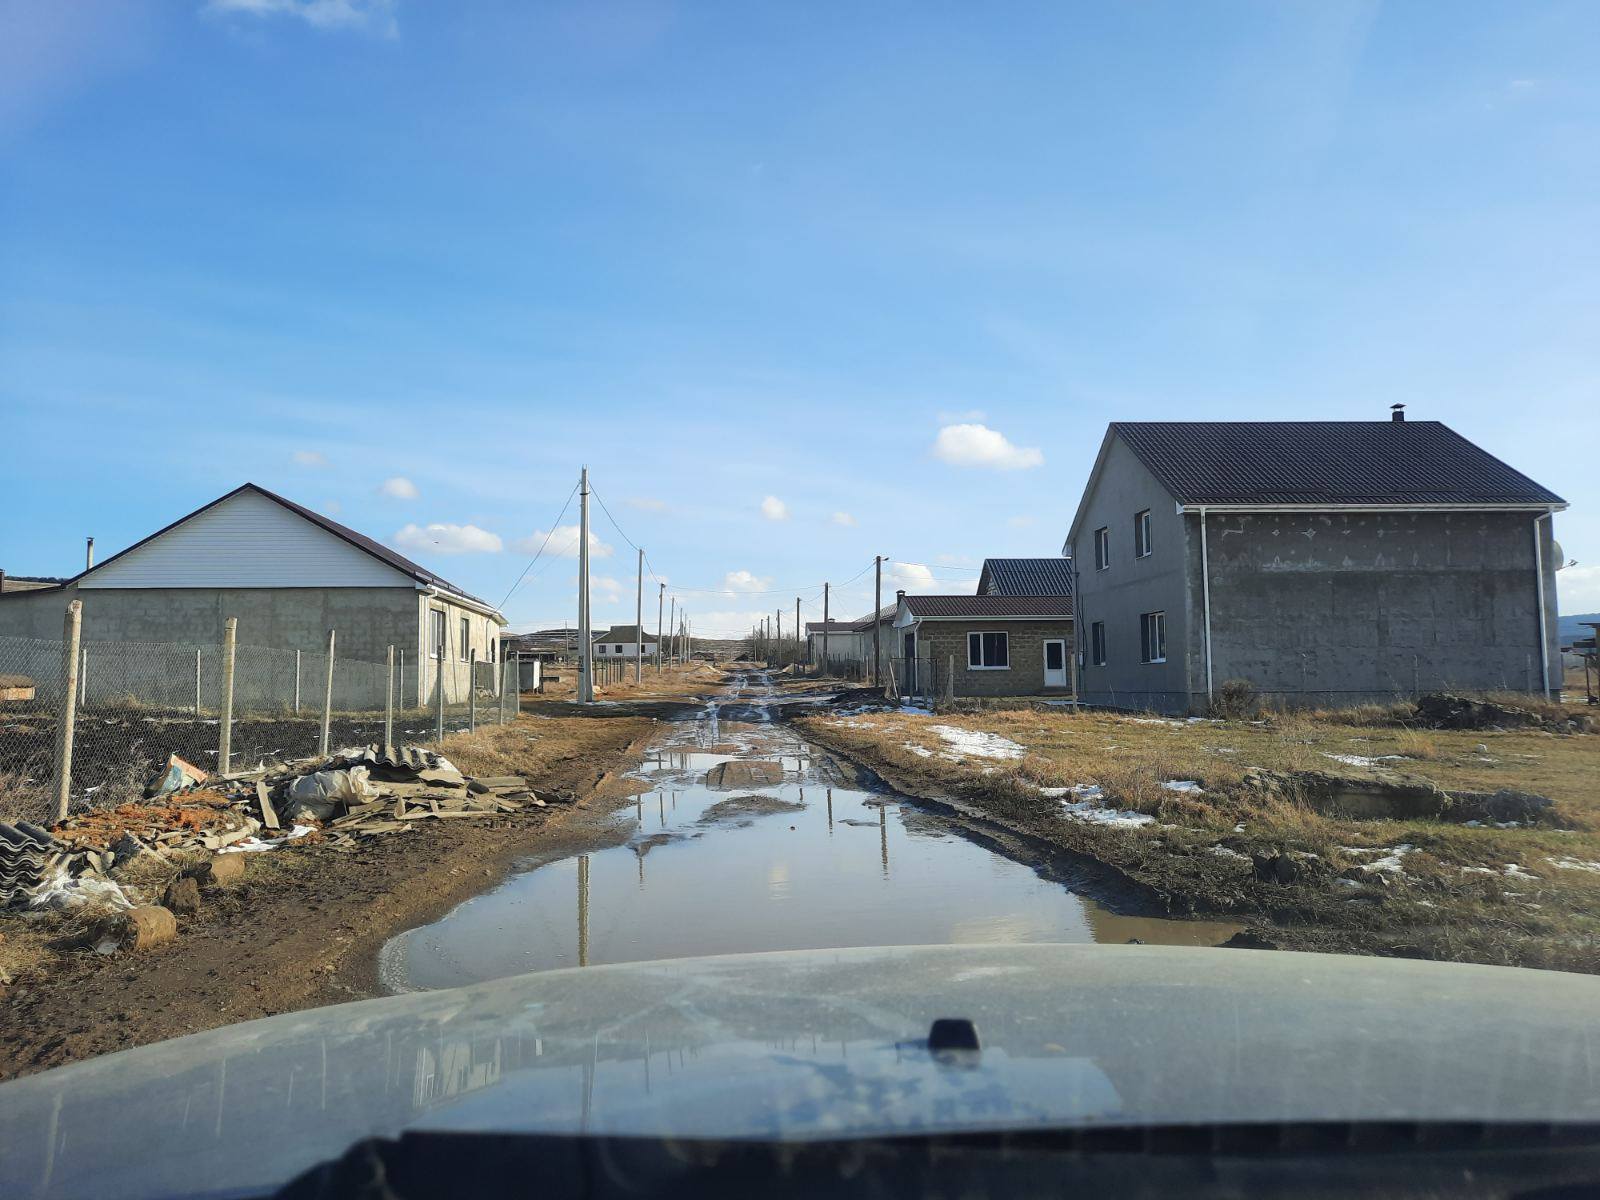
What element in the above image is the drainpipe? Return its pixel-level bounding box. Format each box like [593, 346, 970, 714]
[1199, 506, 1214, 706]
[1533, 511, 1551, 700]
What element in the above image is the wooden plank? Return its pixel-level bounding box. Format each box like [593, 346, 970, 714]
[256, 781, 281, 831]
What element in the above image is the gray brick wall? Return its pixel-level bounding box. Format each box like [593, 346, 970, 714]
[914, 619, 1075, 698]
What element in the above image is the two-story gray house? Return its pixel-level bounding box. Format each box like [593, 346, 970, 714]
[1065, 417, 1566, 713]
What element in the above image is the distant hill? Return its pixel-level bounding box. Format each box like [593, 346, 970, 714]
[1559, 613, 1599, 646]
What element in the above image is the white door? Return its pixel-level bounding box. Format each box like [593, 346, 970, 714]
[1043, 639, 1068, 688]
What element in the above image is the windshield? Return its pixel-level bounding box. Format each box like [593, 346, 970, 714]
[0, 3, 1596, 1198]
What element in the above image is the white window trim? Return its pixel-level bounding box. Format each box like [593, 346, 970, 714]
[1094, 527, 1110, 571]
[1140, 611, 1167, 665]
[428, 609, 446, 660]
[1090, 620, 1107, 667]
[967, 630, 1011, 670]
[1135, 509, 1152, 559]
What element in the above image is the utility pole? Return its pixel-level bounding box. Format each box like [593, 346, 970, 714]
[634, 547, 644, 684]
[796, 597, 802, 668]
[873, 554, 883, 687]
[577, 467, 593, 703]
[668, 597, 676, 664]
[776, 609, 782, 669]
[822, 582, 830, 675]
[656, 582, 665, 672]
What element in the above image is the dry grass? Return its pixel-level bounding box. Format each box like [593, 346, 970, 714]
[439, 709, 656, 781]
[799, 702, 1600, 972]
[0, 770, 53, 826]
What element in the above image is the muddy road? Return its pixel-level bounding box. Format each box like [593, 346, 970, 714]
[380, 671, 1237, 989]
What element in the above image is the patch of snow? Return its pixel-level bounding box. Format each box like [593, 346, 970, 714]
[1207, 845, 1248, 861]
[928, 725, 1025, 761]
[1059, 799, 1154, 828]
[218, 824, 316, 854]
[1460, 866, 1496, 876]
[1321, 752, 1407, 769]
[1161, 780, 1203, 794]
[1503, 863, 1539, 880]
[1343, 844, 1413, 875]
[901, 743, 934, 758]
[1546, 857, 1600, 874]
[1037, 787, 1070, 798]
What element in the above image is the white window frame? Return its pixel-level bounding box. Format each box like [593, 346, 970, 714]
[1091, 620, 1107, 666]
[1134, 509, 1152, 558]
[429, 609, 446, 659]
[966, 630, 1010, 670]
[1140, 611, 1167, 664]
[459, 615, 471, 662]
[1094, 526, 1110, 571]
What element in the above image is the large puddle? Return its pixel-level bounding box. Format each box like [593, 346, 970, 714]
[380, 674, 1238, 991]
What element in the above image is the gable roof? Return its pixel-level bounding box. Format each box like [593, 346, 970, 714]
[850, 603, 897, 631]
[901, 595, 1073, 620]
[1110, 421, 1566, 508]
[67, 483, 503, 617]
[977, 558, 1074, 597]
[805, 620, 851, 634]
[592, 625, 654, 642]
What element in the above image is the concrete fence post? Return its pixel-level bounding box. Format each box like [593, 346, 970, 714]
[194, 648, 202, 718]
[294, 649, 302, 714]
[398, 649, 405, 712]
[469, 648, 478, 733]
[218, 617, 237, 776]
[318, 629, 336, 758]
[79, 648, 87, 708]
[384, 644, 395, 749]
[434, 636, 446, 745]
[53, 600, 83, 822]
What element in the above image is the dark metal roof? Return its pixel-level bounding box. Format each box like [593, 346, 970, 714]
[592, 625, 652, 642]
[977, 558, 1074, 597]
[902, 595, 1073, 619]
[61, 483, 502, 615]
[1112, 421, 1565, 507]
[805, 620, 851, 634]
[849, 604, 897, 631]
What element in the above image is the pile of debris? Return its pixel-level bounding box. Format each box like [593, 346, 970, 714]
[0, 821, 63, 906]
[1412, 692, 1594, 733]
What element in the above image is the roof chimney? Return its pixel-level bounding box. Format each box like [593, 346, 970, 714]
[896, 589, 906, 603]
[1390, 404, 1405, 423]
[85, 537, 94, 569]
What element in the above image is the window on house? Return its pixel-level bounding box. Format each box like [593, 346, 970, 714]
[967, 630, 1009, 668]
[1140, 611, 1167, 664]
[1134, 509, 1152, 558]
[429, 609, 445, 659]
[1091, 621, 1107, 666]
[1094, 526, 1110, 570]
[615, 644, 623, 653]
[460, 616, 471, 661]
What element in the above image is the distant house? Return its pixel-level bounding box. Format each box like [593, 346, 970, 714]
[1065, 418, 1566, 713]
[805, 620, 855, 668]
[977, 557, 1074, 597]
[0, 483, 507, 703]
[592, 625, 658, 659]
[891, 592, 1075, 699]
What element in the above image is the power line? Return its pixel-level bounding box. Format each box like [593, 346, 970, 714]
[495, 481, 578, 611]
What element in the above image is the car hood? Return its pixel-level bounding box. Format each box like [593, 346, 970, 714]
[2, 944, 1599, 1199]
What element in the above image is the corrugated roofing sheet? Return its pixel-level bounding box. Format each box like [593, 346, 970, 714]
[977, 558, 1074, 597]
[903, 595, 1073, 618]
[1112, 421, 1565, 507]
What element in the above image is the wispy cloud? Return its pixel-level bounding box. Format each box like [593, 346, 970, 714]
[890, 561, 936, 590]
[590, 574, 623, 604]
[512, 525, 613, 559]
[292, 449, 328, 468]
[831, 511, 857, 527]
[393, 522, 502, 554]
[936, 408, 987, 424]
[1558, 563, 1600, 611]
[931, 423, 1043, 471]
[721, 569, 772, 593]
[378, 475, 418, 499]
[204, 0, 397, 37]
[760, 495, 789, 521]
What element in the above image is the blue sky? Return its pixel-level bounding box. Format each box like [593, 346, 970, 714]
[3, 0, 1597, 638]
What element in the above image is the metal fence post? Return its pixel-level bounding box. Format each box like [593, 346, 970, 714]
[79, 647, 87, 708]
[294, 649, 302, 714]
[53, 600, 83, 821]
[318, 629, 336, 757]
[384, 644, 395, 748]
[434, 637, 446, 744]
[469, 648, 477, 733]
[219, 616, 237, 776]
[398, 649, 405, 711]
[194, 648, 201, 718]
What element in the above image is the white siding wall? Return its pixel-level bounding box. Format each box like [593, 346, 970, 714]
[594, 641, 658, 658]
[81, 490, 411, 589]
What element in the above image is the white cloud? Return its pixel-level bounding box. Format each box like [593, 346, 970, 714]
[721, 569, 772, 593]
[205, 0, 397, 36]
[590, 574, 623, 604]
[378, 476, 418, 499]
[931, 423, 1044, 471]
[511, 525, 613, 559]
[292, 449, 328, 468]
[936, 552, 977, 566]
[1558, 564, 1600, 613]
[831, 511, 857, 527]
[760, 495, 789, 521]
[890, 562, 937, 591]
[936, 408, 987, 424]
[625, 496, 666, 512]
[393, 522, 502, 555]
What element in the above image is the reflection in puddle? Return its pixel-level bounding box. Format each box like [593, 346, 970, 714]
[382, 675, 1239, 991]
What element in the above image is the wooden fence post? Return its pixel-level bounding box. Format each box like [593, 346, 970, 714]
[218, 616, 237, 776]
[53, 600, 83, 821]
[469, 648, 477, 733]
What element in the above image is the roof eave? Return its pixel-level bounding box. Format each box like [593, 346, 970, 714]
[1175, 501, 1567, 513]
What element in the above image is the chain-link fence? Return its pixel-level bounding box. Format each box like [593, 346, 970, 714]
[0, 627, 524, 822]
